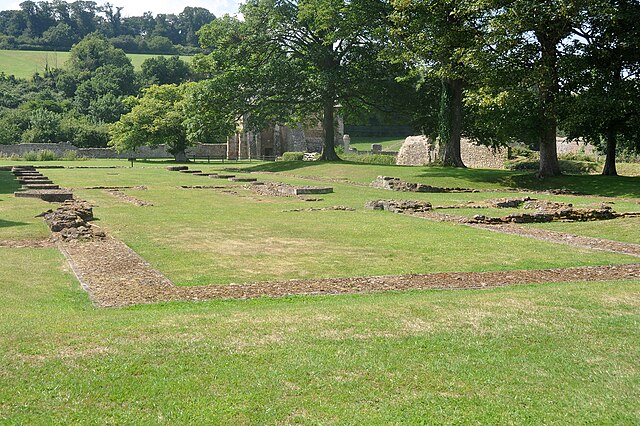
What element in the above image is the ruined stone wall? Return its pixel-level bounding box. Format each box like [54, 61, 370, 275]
[460, 138, 507, 169]
[395, 136, 507, 169]
[0, 142, 227, 159]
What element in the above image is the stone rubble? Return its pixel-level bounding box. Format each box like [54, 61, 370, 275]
[365, 199, 433, 214]
[39, 200, 106, 242]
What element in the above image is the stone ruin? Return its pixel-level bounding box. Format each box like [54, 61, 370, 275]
[470, 199, 639, 224]
[372, 176, 478, 193]
[249, 181, 333, 198]
[365, 199, 433, 214]
[395, 136, 508, 169]
[396, 136, 437, 166]
[10, 165, 73, 202]
[39, 200, 106, 241]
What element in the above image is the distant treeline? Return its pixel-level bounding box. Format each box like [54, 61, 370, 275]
[0, 1, 215, 54]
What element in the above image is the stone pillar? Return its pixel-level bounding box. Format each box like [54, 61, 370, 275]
[227, 134, 239, 160]
[256, 132, 262, 159]
[371, 143, 382, 153]
[343, 134, 351, 152]
[274, 125, 282, 156]
[292, 124, 306, 152]
[238, 132, 249, 160]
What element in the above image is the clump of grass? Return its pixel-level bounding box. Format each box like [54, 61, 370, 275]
[340, 152, 397, 165]
[280, 152, 305, 161]
[21, 150, 59, 161]
[62, 150, 78, 161]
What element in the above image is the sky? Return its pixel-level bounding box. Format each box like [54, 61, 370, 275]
[1, 1, 241, 18]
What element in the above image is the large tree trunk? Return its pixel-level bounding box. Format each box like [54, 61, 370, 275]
[439, 78, 466, 167]
[602, 126, 618, 176]
[537, 35, 562, 178]
[173, 150, 188, 162]
[320, 98, 340, 161]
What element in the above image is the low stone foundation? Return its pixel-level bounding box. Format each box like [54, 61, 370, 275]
[249, 181, 333, 198]
[372, 176, 478, 193]
[365, 199, 433, 214]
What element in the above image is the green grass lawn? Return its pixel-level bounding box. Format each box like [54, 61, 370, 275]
[348, 136, 406, 152]
[7, 161, 631, 285]
[0, 49, 193, 79]
[0, 247, 638, 423]
[0, 159, 638, 422]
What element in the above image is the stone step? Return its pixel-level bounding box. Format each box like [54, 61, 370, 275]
[15, 190, 73, 203]
[229, 177, 257, 182]
[167, 166, 189, 171]
[210, 174, 235, 179]
[18, 179, 53, 184]
[179, 170, 202, 174]
[13, 171, 43, 176]
[22, 184, 60, 190]
[17, 174, 47, 179]
[11, 165, 35, 171]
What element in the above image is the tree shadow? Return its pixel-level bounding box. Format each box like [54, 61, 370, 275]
[0, 171, 20, 195]
[0, 219, 29, 228]
[417, 168, 640, 198]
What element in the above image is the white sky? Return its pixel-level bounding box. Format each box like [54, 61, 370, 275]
[1, 1, 241, 18]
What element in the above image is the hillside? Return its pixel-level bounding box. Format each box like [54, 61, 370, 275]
[0, 49, 193, 79]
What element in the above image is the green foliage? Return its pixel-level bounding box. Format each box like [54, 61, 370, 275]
[140, 56, 191, 86]
[195, 0, 404, 161]
[67, 33, 131, 73]
[21, 150, 58, 161]
[280, 152, 305, 161]
[21, 108, 65, 144]
[109, 84, 190, 160]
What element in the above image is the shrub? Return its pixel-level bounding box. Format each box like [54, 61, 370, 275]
[22, 151, 39, 161]
[38, 149, 58, 161]
[340, 152, 397, 165]
[62, 150, 78, 161]
[281, 152, 305, 161]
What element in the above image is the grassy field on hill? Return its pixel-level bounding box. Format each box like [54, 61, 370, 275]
[0, 49, 193, 79]
[0, 159, 638, 423]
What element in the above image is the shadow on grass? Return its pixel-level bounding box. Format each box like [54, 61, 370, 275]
[0, 219, 28, 228]
[418, 168, 640, 198]
[0, 171, 20, 195]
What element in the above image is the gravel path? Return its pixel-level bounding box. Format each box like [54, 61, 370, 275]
[56, 237, 640, 308]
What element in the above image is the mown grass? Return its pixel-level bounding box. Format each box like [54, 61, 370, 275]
[0, 49, 193, 79]
[348, 136, 406, 152]
[1, 159, 639, 423]
[19, 162, 633, 285]
[0, 247, 638, 423]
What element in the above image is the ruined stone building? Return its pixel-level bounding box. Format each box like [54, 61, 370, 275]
[226, 119, 344, 160]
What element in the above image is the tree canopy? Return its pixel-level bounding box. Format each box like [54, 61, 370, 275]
[193, 0, 407, 160]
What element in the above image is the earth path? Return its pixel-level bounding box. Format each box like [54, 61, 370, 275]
[57, 237, 640, 308]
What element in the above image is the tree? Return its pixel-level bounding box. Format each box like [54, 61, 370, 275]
[177, 7, 215, 46]
[195, 0, 398, 161]
[109, 84, 190, 161]
[483, 0, 591, 177]
[67, 32, 130, 73]
[141, 56, 191, 86]
[560, 0, 640, 175]
[391, 0, 484, 167]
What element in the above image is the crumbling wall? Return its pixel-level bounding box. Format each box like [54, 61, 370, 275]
[0, 142, 227, 159]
